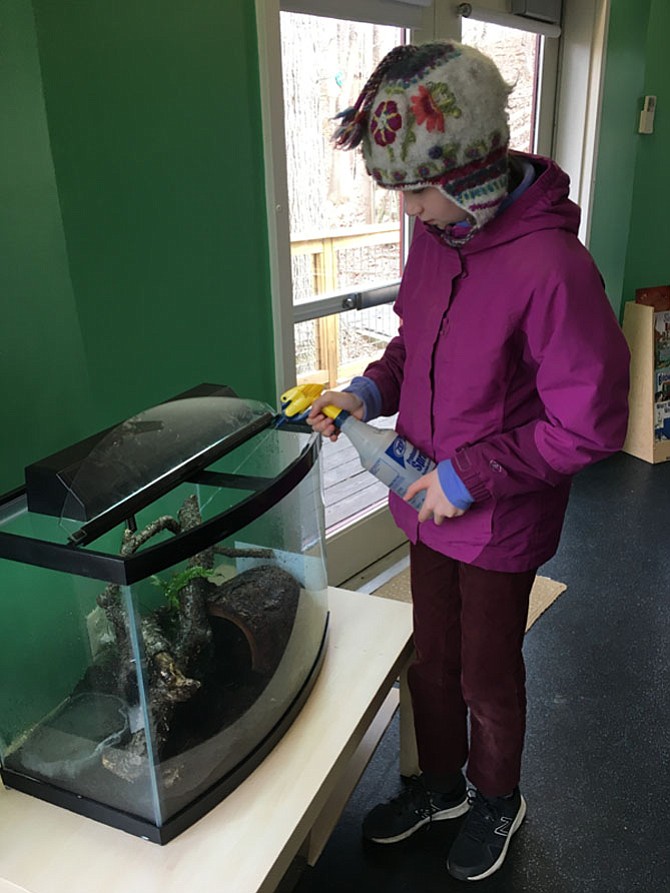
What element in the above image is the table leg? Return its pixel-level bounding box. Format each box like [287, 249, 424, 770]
[399, 659, 419, 778]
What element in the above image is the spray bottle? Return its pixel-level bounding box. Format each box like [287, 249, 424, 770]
[279, 385, 436, 510]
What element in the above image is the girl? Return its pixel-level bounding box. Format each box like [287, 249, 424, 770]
[307, 41, 630, 882]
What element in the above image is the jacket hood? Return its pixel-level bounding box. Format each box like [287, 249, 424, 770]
[424, 153, 581, 255]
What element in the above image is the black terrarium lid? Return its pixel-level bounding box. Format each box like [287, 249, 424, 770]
[25, 384, 276, 546]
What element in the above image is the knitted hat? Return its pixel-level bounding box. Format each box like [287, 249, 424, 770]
[333, 41, 512, 234]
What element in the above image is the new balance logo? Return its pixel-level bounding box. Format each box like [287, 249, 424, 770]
[420, 805, 438, 818]
[494, 816, 513, 837]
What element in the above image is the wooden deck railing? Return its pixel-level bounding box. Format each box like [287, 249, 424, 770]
[290, 223, 401, 388]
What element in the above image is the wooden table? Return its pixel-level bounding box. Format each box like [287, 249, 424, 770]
[0, 587, 416, 893]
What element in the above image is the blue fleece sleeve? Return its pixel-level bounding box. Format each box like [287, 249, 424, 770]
[437, 460, 474, 510]
[343, 376, 382, 422]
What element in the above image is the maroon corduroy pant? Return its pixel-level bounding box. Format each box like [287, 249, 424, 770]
[408, 541, 537, 798]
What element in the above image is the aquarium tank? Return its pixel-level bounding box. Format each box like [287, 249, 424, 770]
[0, 384, 329, 843]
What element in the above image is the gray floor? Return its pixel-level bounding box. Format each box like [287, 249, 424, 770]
[287, 451, 670, 892]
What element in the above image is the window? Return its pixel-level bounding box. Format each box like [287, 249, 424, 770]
[461, 19, 542, 152]
[280, 12, 407, 390]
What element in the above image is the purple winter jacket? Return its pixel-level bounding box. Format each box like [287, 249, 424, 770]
[362, 154, 631, 573]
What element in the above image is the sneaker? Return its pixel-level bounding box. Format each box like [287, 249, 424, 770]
[362, 774, 470, 844]
[447, 787, 526, 881]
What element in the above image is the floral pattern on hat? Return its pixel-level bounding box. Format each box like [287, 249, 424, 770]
[410, 86, 445, 133]
[428, 142, 461, 170]
[410, 83, 462, 136]
[370, 100, 402, 147]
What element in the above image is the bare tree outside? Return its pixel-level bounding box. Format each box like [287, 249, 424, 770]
[280, 15, 402, 239]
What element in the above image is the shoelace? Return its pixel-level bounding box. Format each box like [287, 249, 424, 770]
[461, 790, 503, 842]
[387, 776, 436, 821]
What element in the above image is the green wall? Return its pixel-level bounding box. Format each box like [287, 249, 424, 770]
[1, 1, 93, 493]
[0, 1, 275, 494]
[590, 0, 669, 316]
[621, 0, 670, 303]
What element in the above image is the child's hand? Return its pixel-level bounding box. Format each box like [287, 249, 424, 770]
[306, 391, 364, 442]
[405, 470, 467, 524]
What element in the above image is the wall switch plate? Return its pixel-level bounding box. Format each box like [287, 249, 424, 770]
[639, 95, 657, 134]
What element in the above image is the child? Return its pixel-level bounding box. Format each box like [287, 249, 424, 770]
[307, 41, 630, 882]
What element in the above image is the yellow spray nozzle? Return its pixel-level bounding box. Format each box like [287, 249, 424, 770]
[322, 405, 343, 421]
[279, 383, 325, 418]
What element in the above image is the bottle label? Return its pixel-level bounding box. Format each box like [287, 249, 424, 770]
[364, 436, 436, 509]
[385, 437, 435, 476]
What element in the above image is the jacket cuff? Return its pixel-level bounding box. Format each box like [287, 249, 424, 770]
[437, 460, 474, 510]
[343, 376, 382, 422]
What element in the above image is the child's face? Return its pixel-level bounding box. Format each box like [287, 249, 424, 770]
[403, 187, 470, 229]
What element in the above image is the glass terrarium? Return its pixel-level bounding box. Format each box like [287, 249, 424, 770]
[0, 384, 328, 843]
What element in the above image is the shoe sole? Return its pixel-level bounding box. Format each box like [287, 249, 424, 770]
[447, 794, 527, 881]
[365, 798, 471, 844]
